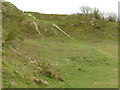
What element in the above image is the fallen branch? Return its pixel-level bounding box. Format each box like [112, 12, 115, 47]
[28, 14, 37, 20]
[33, 21, 42, 36]
[52, 23, 73, 39]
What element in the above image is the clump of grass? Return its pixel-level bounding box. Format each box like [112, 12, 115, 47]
[32, 78, 48, 85]
[35, 61, 64, 81]
[2, 42, 12, 48]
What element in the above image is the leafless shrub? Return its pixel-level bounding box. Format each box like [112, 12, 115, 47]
[106, 12, 117, 22]
[80, 6, 93, 16]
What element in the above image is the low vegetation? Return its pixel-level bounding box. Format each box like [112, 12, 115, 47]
[2, 2, 118, 88]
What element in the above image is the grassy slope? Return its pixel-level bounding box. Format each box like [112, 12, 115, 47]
[29, 12, 118, 41]
[3, 38, 118, 88]
[2, 2, 118, 88]
[2, 2, 25, 41]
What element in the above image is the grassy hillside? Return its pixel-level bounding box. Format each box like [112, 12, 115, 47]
[2, 2, 118, 88]
[28, 12, 118, 41]
[2, 2, 118, 41]
[2, 2, 25, 41]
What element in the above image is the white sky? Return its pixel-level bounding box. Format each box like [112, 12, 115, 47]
[6, 0, 119, 14]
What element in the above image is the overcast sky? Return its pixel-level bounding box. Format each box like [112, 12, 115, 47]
[6, 0, 119, 14]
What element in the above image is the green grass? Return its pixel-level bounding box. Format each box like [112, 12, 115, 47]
[2, 2, 118, 41]
[26, 38, 118, 88]
[2, 2, 118, 88]
[28, 12, 118, 41]
[3, 38, 118, 88]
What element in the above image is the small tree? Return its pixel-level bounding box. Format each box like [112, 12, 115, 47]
[93, 8, 101, 19]
[80, 6, 93, 16]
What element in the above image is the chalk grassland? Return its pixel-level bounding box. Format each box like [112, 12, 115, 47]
[2, 2, 118, 88]
[2, 38, 118, 88]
